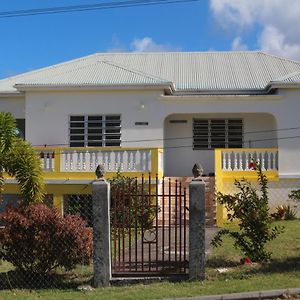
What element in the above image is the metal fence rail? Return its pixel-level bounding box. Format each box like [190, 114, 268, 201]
[111, 175, 189, 276]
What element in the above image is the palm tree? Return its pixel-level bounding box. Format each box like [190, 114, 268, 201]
[0, 112, 44, 204]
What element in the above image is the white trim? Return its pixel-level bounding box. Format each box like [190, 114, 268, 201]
[13, 83, 174, 92]
[0, 92, 24, 97]
[159, 94, 283, 101]
[279, 173, 300, 179]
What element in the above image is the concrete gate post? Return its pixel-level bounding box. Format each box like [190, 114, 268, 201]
[92, 174, 111, 287]
[189, 173, 206, 280]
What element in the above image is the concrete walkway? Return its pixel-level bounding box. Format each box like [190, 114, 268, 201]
[164, 288, 300, 300]
[112, 226, 218, 275]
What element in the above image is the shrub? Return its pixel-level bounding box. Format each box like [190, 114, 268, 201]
[288, 189, 300, 203]
[212, 163, 283, 262]
[109, 173, 156, 230]
[271, 205, 297, 220]
[0, 204, 92, 275]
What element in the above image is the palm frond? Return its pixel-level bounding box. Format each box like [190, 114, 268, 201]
[0, 112, 17, 154]
[5, 139, 45, 204]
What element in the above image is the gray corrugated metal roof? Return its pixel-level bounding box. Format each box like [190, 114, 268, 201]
[1, 51, 300, 94]
[271, 70, 300, 84]
[14, 60, 171, 87]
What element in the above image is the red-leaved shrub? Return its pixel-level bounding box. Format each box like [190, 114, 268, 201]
[0, 204, 92, 274]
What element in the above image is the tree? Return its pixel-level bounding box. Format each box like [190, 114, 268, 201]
[0, 112, 44, 204]
[212, 163, 283, 262]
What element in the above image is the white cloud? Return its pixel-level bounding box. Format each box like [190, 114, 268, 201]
[106, 35, 126, 53]
[231, 37, 248, 51]
[259, 26, 300, 60]
[210, 0, 300, 60]
[131, 37, 180, 52]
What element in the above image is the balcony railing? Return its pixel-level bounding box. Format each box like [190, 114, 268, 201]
[37, 147, 163, 178]
[219, 148, 278, 171]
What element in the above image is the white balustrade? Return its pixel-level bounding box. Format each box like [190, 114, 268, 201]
[39, 150, 55, 172]
[61, 149, 152, 172]
[221, 149, 278, 171]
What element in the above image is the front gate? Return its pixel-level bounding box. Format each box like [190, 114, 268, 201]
[111, 175, 188, 276]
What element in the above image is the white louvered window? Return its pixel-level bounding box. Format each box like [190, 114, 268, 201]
[69, 115, 121, 147]
[193, 119, 243, 150]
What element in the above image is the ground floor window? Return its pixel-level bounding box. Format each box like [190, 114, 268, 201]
[193, 119, 243, 149]
[69, 115, 121, 147]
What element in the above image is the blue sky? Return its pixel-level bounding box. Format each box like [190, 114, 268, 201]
[0, 0, 299, 79]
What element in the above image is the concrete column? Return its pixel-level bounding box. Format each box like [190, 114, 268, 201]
[189, 178, 206, 280]
[92, 179, 111, 287]
[53, 194, 63, 215]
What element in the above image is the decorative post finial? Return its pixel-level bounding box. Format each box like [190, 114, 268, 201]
[192, 163, 203, 180]
[95, 164, 106, 180]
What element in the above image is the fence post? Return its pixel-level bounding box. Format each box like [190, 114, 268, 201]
[189, 172, 206, 280]
[92, 177, 111, 287]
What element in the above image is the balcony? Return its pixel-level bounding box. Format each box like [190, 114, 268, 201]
[37, 147, 164, 180]
[215, 148, 279, 180]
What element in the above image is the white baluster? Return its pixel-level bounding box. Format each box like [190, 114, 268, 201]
[261, 152, 266, 171]
[76, 151, 81, 171]
[132, 151, 137, 171]
[108, 152, 112, 171]
[120, 151, 124, 171]
[63, 152, 67, 171]
[234, 152, 238, 170]
[222, 152, 227, 170]
[272, 151, 277, 170]
[145, 150, 150, 172]
[227, 152, 232, 171]
[114, 151, 118, 172]
[267, 152, 271, 171]
[95, 151, 99, 168]
[70, 151, 74, 171]
[49, 152, 53, 171]
[89, 151, 94, 171]
[239, 152, 243, 170]
[245, 152, 249, 170]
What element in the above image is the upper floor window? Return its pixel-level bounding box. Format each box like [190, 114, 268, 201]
[69, 115, 121, 147]
[193, 119, 243, 150]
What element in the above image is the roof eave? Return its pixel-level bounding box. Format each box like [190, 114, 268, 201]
[268, 82, 300, 89]
[0, 91, 24, 97]
[171, 88, 269, 96]
[14, 82, 174, 92]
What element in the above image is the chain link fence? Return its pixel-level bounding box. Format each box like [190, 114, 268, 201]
[222, 178, 300, 218]
[0, 193, 93, 290]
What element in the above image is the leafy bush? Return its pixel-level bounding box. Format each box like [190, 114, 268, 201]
[288, 189, 300, 202]
[271, 205, 297, 220]
[0, 204, 92, 275]
[109, 173, 156, 230]
[212, 163, 283, 262]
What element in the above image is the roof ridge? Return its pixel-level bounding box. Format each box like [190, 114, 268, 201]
[259, 52, 300, 66]
[101, 60, 171, 84]
[96, 50, 264, 55]
[14, 59, 173, 87]
[0, 53, 99, 83]
[271, 70, 300, 82]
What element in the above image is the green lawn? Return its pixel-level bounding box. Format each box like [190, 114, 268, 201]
[0, 220, 299, 300]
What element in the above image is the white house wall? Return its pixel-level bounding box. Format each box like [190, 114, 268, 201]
[274, 89, 300, 178]
[164, 113, 277, 176]
[0, 97, 25, 119]
[8, 88, 300, 177]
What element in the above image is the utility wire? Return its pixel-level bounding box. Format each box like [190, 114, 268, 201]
[33, 134, 300, 151]
[0, 0, 200, 19]
[31, 124, 300, 148]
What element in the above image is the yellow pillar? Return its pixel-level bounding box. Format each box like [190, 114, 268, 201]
[53, 194, 64, 215]
[151, 148, 164, 179]
[215, 149, 225, 227]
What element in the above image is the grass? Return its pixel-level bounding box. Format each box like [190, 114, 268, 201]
[0, 220, 299, 299]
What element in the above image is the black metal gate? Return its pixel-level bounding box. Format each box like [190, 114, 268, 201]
[111, 175, 188, 276]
